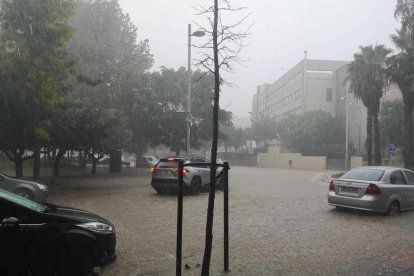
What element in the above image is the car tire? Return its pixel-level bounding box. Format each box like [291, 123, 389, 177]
[57, 237, 93, 276]
[15, 189, 34, 201]
[190, 177, 201, 195]
[387, 201, 400, 216]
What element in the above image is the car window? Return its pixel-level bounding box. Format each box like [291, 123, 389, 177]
[341, 168, 385, 181]
[156, 161, 177, 168]
[390, 171, 407, 185]
[0, 189, 45, 212]
[404, 171, 414, 185]
[0, 198, 34, 222]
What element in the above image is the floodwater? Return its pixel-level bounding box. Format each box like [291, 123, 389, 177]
[49, 166, 414, 275]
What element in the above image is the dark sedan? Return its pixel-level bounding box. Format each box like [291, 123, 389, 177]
[0, 172, 48, 202]
[0, 188, 116, 275]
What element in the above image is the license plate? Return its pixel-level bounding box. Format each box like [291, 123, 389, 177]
[341, 186, 359, 193]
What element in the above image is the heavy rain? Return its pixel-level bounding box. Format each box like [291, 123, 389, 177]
[0, 0, 413, 275]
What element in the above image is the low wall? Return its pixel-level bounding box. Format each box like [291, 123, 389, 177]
[351, 156, 363, 168]
[258, 147, 326, 170]
[217, 152, 257, 166]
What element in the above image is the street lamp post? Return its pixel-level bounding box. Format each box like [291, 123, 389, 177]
[341, 95, 351, 171]
[187, 24, 205, 156]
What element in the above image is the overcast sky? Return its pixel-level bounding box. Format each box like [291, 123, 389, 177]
[118, 0, 399, 118]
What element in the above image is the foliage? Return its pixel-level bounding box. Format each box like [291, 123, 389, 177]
[276, 111, 345, 157]
[146, 67, 232, 155]
[388, 0, 414, 169]
[220, 125, 244, 151]
[66, 0, 152, 160]
[379, 99, 404, 147]
[0, 0, 75, 177]
[251, 117, 277, 148]
[348, 45, 391, 165]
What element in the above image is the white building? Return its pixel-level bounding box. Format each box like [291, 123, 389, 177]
[251, 55, 402, 156]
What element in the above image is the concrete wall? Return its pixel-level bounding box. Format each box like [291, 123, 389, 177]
[258, 146, 326, 170]
[350, 156, 363, 169]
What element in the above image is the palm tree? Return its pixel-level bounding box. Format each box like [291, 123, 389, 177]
[388, 0, 414, 169]
[348, 45, 391, 165]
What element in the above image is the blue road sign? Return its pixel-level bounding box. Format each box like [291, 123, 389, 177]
[386, 144, 396, 154]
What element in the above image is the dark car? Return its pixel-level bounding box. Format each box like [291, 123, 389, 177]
[0, 188, 116, 275]
[0, 172, 48, 202]
[151, 157, 224, 194]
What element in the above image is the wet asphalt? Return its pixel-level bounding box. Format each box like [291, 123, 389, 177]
[49, 166, 414, 275]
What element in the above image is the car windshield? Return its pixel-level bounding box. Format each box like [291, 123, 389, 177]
[0, 189, 46, 212]
[341, 168, 385, 181]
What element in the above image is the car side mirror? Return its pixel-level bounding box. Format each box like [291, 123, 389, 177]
[2, 217, 19, 230]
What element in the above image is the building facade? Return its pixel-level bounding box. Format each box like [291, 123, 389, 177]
[252, 56, 402, 156]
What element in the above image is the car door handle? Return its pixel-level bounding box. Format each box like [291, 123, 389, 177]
[396, 189, 401, 191]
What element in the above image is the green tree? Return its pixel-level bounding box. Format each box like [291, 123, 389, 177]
[251, 117, 277, 149]
[221, 126, 244, 152]
[67, 0, 152, 165]
[276, 110, 345, 156]
[379, 99, 404, 147]
[0, 0, 75, 178]
[387, 0, 414, 169]
[348, 45, 391, 165]
[146, 68, 232, 156]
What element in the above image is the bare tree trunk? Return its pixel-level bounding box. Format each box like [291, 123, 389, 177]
[33, 146, 41, 180]
[78, 150, 87, 169]
[53, 149, 66, 178]
[15, 157, 23, 178]
[373, 110, 381, 165]
[403, 102, 414, 169]
[202, 0, 219, 274]
[366, 110, 373, 166]
[92, 157, 97, 175]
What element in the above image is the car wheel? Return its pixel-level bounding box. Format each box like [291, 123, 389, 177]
[57, 242, 93, 276]
[190, 177, 201, 195]
[16, 189, 34, 201]
[387, 201, 400, 216]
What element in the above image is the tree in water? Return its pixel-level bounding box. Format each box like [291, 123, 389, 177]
[194, 0, 251, 274]
[348, 45, 390, 165]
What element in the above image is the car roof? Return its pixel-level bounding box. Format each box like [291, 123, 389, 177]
[353, 166, 411, 172]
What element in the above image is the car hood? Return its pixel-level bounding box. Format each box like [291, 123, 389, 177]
[45, 203, 112, 225]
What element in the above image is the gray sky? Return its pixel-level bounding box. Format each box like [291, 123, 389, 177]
[118, 0, 399, 117]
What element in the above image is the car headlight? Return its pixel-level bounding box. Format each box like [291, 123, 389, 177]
[37, 183, 48, 191]
[77, 222, 114, 233]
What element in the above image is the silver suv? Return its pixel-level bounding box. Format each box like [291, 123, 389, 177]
[150, 157, 224, 195]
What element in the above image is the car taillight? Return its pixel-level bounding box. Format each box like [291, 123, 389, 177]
[174, 168, 188, 174]
[329, 180, 334, 191]
[150, 167, 157, 172]
[365, 183, 381, 195]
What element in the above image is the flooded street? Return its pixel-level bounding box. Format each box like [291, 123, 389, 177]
[49, 166, 414, 275]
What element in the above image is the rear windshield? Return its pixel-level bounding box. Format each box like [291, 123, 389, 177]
[341, 168, 385, 181]
[156, 161, 178, 168]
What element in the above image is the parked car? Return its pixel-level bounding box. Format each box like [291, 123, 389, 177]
[145, 155, 159, 167]
[0, 188, 116, 275]
[136, 155, 158, 168]
[0, 172, 48, 202]
[327, 166, 414, 215]
[151, 157, 224, 194]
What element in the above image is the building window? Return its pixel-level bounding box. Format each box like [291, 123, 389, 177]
[326, 88, 333, 102]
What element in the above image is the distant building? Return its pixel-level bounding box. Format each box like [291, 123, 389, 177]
[251, 54, 402, 156]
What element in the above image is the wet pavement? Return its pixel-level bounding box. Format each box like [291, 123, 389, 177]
[48, 166, 414, 275]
